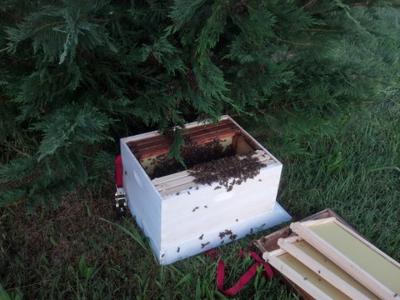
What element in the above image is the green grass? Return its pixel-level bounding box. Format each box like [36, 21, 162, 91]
[1, 99, 399, 299]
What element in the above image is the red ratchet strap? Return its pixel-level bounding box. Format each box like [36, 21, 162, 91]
[213, 249, 274, 297]
[115, 154, 123, 188]
[114, 154, 128, 216]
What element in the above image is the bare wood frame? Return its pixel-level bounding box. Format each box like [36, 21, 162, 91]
[264, 249, 350, 300]
[290, 218, 400, 300]
[278, 236, 379, 300]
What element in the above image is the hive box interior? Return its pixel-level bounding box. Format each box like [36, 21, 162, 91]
[129, 119, 261, 173]
[120, 115, 291, 264]
[128, 118, 274, 194]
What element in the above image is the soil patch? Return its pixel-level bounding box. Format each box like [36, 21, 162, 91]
[0, 185, 141, 293]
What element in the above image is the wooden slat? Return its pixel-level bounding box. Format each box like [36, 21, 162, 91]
[152, 151, 272, 195]
[254, 209, 351, 300]
[278, 236, 379, 300]
[132, 130, 240, 161]
[264, 249, 351, 300]
[152, 150, 268, 185]
[128, 119, 237, 160]
[186, 128, 240, 145]
[291, 218, 400, 300]
[129, 119, 232, 150]
[128, 135, 170, 150]
[183, 119, 233, 136]
[254, 209, 352, 253]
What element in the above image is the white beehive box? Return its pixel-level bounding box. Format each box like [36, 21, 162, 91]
[120, 115, 291, 264]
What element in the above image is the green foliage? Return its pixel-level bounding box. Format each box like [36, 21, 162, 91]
[0, 284, 23, 300]
[1, 0, 400, 206]
[1, 97, 399, 298]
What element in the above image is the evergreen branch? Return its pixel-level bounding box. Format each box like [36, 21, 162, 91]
[0, 45, 11, 53]
[276, 37, 313, 47]
[1, 0, 399, 206]
[0, 143, 30, 158]
[334, 0, 369, 34]
[32, 21, 65, 36]
[302, 0, 318, 9]
[306, 27, 343, 33]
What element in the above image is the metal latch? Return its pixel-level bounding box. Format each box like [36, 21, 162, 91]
[115, 187, 127, 217]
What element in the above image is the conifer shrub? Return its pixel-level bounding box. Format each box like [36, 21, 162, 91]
[1, 0, 399, 206]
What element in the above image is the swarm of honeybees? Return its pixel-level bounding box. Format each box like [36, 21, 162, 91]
[150, 140, 234, 178]
[189, 151, 264, 191]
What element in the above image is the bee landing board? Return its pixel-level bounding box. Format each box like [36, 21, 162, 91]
[120, 115, 291, 264]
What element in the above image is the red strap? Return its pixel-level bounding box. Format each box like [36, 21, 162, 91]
[215, 251, 273, 297]
[115, 155, 123, 188]
[249, 251, 274, 279]
[205, 249, 220, 260]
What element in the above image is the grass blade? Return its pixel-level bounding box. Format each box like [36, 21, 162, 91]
[99, 217, 147, 251]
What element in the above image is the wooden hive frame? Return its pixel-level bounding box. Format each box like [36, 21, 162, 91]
[254, 209, 355, 300]
[290, 217, 400, 300]
[264, 248, 351, 300]
[152, 150, 271, 196]
[128, 118, 240, 161]
[128, 116, 278, 195]
[277, 236, 379, 300]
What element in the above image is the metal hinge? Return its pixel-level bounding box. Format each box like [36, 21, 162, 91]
[115, 187, 128, 218]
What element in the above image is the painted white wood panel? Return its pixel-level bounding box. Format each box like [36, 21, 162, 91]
[120, 115, 291, 264]
[162, 163, 281, 210]
[121, 142, 162, 249]
[159, 203, 291, 264]
[160, 165, 282, 241]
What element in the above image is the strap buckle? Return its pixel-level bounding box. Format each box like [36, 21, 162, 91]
[115, 187, 127, 217]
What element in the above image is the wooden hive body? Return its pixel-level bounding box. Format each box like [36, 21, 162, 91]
[120, 115, 291, 264]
